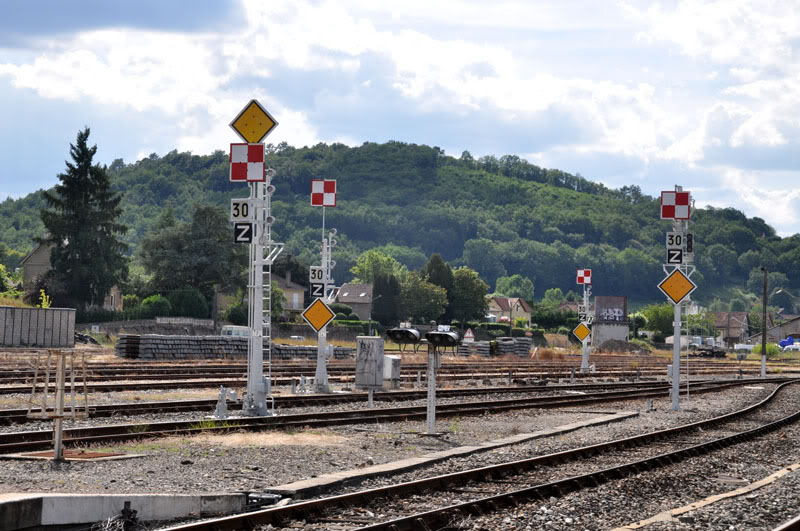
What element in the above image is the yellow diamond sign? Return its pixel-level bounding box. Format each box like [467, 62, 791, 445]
[658, 268, 697, 305]
[230, 99, 278, 143]
[573, 322, 591, 342]
[302, 298, 336, 333]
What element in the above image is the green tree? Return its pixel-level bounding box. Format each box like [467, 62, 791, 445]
[372, 272, 400, 325]
[746, 268, 788, 297]
[687, 312, 715, 336]
[641, 302, 674, 337]
[541, 287, 565, 309]
[423, 253, 454, 291]
[729, 298, 746, 312]
[40, 127, 128, 310]
[397, 272, 447, 323]
[449, 266, 489, 327]
[423, 253, 454, 320]
[495, 274, 534, 301]
[141, 294, 171, 318]
[350, 249, 407, 283]
[140, 204, 246, 317]
[462, 238, 506, 290]
[168, 288, 209, 318]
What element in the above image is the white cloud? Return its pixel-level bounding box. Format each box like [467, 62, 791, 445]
[1, 0, 800, 234]
[721, 169, 800, 235]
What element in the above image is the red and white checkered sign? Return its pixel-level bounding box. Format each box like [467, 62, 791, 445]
[577, 269, 592, 285]
[230, 143, 265, 182]
[661, 191, 690, 219]
[311, 179, 336, 207]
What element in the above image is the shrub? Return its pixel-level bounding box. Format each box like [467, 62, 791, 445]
[753, 343, 780, 358]
[141, 295, 171, 319]
[123, 294, 140, 311]
[225, 303, 248, 326]
[556, 326, 570, 335]
[329, 303, 353, 316]
[168, 288, 209, 318]
[511, 327, 527, 337]
[335, 313, 352, 321]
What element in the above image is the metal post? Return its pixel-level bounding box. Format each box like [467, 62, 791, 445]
[243, 182, 267, 415]
[426, 344, 437, 435]
[314, 229, 333, 394]
[53, 351, 65, 461]
[580, 283, 590, 372]
[672, 301, 681, 411]
[761, 266, 768, 379]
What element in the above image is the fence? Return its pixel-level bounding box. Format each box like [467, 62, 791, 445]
[0, 306, 76, 348]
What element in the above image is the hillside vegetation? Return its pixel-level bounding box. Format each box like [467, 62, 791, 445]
[1, 141, 798, 306]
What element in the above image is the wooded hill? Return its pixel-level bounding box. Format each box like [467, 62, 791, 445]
[1, 141, 798, 307]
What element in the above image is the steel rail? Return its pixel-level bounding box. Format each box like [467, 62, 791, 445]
[0, 380, 749, 454]
[775, 514, 800, 531]
[153, 379, 800, 531]
[0, 379, 738, 425]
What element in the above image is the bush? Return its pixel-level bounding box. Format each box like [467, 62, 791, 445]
[529, 328, 545, 338]
[225, 303, 248, 326]
[329, 303, 353, 316]
[168, 288, 209, 318]
[753, 343, 780, 358]
[556, 326, 570, 335]
[335, 312, 352, 321]
[141, 295, 171, 319]
[123, 294, 140, 311]
[511, 327, 527, 337]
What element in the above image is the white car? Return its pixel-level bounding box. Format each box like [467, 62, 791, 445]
[783, 344, 800, 352]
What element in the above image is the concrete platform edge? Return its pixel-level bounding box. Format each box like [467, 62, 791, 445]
[0, 492, 248, 531]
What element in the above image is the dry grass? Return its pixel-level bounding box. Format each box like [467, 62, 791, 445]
[0, 296, 29, 308]
[190, 430, 348, 447]
[544, 334, 570, 349]
[533, 348, 566, 361]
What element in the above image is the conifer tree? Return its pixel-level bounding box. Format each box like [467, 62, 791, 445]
[40, 127, 128, 310]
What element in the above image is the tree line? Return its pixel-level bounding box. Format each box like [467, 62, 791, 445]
[2, 131, 799, 320]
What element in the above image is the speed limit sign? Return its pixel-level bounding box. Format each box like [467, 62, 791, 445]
[230, 198, 251, 222]
[309, 266, 327, 284]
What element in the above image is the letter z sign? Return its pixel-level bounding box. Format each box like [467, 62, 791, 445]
[233, 223, 253, 244]
[667, 249, 683, 265]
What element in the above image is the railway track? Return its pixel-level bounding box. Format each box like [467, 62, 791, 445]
[0, 380, 656, 425]
[0, 378, 780, 426]
[154, 379, 800, 531]
[0, 379, 767, 454]
[0, 363, 774, 394]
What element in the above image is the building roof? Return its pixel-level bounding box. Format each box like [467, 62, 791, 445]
[488, 296, 532, 313]
[274, 274, 304, 291]
[558, 301, 580, 313]
[19, 241, 46, 266]
[714, 312, 750, 337]
[337, 283, 373, 304]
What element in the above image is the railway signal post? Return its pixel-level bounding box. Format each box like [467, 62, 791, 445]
[228, 99, 281, 417]
[576, 269, 594, 372]
[310, 180, 338, 393]
[657, 186, 697, 411]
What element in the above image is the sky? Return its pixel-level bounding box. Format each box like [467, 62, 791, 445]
[1, 0, 799, 236]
